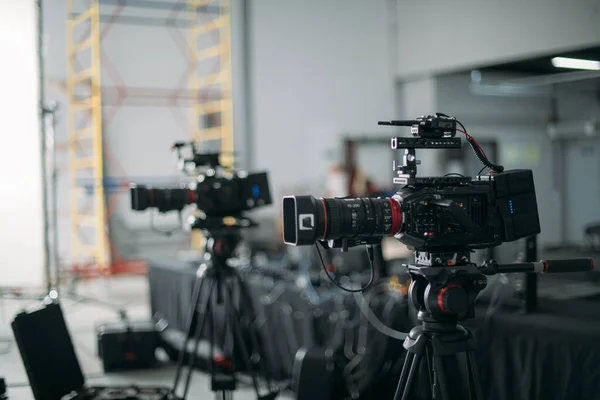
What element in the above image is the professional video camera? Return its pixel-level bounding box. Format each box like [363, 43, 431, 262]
[130, 141, 272, 225]
[282, 113, 593, 399]
[283, 113, 540, 252]
[130, 142, 278, 400]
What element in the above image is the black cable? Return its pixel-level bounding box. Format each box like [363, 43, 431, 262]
[444, 173, 464, 177]
[477, 166, 488, 176]
[151, 210, 183, 236]
[456, 120, 504, 173]
[314, 243, 375, 293]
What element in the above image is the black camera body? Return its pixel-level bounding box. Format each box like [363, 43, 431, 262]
[130, 171, 272, 216]
[282, 114, 541, 253]
[392, 169, 539, 252]
[130, 143, 272, 219]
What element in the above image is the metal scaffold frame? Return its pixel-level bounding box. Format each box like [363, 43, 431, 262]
[66, 0, 108, 273]
[64, 0, 233, 278]
[188, 0, 234, 249]
[189, 0, 233, 165]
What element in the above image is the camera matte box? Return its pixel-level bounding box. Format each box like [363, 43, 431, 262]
[492, 169, 541, 242]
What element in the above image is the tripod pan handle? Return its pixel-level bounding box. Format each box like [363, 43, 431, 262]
[484, 259, 594, 275]
[539, 258, 594, 273]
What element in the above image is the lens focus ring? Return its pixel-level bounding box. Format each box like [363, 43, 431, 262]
[324, 199, 343, 239]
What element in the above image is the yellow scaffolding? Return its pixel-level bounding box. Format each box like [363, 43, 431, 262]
[188, 0, 234, 250]
[189, 0, 233, 167]
[66, 0, 109, 271]
[65, 0, 234, 268]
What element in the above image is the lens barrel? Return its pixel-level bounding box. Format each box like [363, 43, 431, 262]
[130, 185, 191, 213]
[282, 195, 402, 246]
[130, 185, 151, 211]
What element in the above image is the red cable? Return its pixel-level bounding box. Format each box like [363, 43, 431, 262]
[456, 128, 489, 160]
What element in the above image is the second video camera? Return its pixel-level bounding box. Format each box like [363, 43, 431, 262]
[130, 142, 272, 217]
[131, 171, 271, 216]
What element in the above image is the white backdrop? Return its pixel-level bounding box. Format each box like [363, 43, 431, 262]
[0, 0, 46, 288]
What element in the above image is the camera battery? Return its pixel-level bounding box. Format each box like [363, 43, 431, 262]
[95, 320, 158, 373]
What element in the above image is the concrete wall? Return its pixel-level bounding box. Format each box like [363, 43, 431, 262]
[559, 88, 600, 241]
[395, 0, 600, 78]
[248, 0, 398, 209]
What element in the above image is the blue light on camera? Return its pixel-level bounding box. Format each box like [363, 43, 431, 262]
[509, 200, 514, 215]
[252, 184, 260, 198]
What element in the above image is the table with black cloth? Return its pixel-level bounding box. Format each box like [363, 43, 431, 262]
[473, 298, 600, 400]
[148, 259, 600, 400]
[147, 258, 410, 394]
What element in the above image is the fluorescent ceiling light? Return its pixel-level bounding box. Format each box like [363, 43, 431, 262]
[551, 57, 600, 70]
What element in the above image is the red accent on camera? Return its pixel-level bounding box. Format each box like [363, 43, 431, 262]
[437, 283, 460, 314]
[188, 189, 197, 204]
[389, 198, 403, 235]
[321, 198, 328, 240]
[214, 355, 233, 370]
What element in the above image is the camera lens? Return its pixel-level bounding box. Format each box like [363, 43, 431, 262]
[282, 195, 403, 245]
[130, 185, 150, 211]
[153, 188, 190, 212]
[130, 185, 191, 213]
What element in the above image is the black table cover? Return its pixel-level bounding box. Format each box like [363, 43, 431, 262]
[148, 259, 600, 400]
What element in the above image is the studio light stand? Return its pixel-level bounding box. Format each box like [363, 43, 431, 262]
[39, 101, 127, 317]
[172, 216, 278, 400]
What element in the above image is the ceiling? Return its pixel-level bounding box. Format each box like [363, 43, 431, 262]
[481, 45, 600, 75]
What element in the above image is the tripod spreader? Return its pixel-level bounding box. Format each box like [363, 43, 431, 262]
[479, 258, 594, 275]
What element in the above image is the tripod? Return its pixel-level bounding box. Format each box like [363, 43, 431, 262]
[394, 252, 485, 400]
[172, 218, 278, 400]
[393, 251, 596, 400]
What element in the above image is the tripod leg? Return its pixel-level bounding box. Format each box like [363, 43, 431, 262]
[172, 272, 206, 393]
[393, 351, 414, 400]
[221, 278, 235, 375]
[401, 352, 423, 400]
[466, 351, 484, 400]
[433, 356, 451, 400]
[182, 280, 214, 399]
[224, 281, 263, 398]
[231, 274, 274, 389]
[219, 392, 233, 400]
[426, 346, 438, 400]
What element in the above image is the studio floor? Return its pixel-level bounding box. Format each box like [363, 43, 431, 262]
[0, 276, 286, 400]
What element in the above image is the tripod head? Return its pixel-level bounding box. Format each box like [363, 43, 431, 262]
[407, 252, 485, 327]
[189, 214, 257, 265]
[407, 251, 595, 327]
